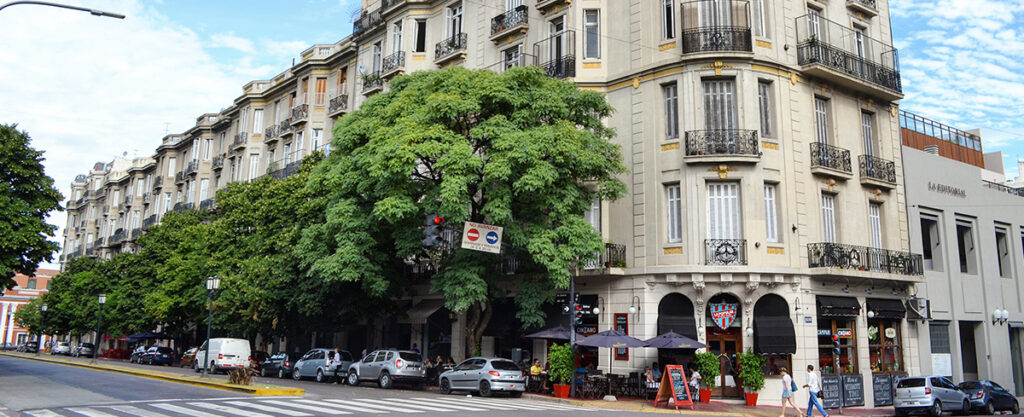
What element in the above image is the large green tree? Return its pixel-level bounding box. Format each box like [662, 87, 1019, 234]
[0, 124, 63, 289]
[302, 66, 626, 356]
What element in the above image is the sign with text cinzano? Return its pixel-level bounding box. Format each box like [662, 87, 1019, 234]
[461, 221, 503, 254]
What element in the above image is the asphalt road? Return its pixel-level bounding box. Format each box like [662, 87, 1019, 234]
[0, 356, 641, 417]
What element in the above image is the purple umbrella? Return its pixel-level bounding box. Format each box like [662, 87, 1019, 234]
[524, 325, 586, 341]
[643, 331, 708, 349]
[576, 329, 648, 388]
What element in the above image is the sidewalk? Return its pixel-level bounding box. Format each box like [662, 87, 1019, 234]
[524, 393, 895, 416]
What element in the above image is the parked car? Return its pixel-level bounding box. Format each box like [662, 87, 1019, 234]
[192, 338, 250, 373]
[438, 357, 526, 397]
[129, 346, 149, 363]
[346, 349, 426, 389]
[251, 350, 270, 371]
[261, 352, 296, 378]
[141, 346, 175, 366]
[292, 348, 354, 383]
[179, 347, 198, 368]
[50, 341, 72, 356]
[70, 342, 95, 358]
[957, 380, 1020, 415]
[17, 341, 38, 353]
[895, 376, 970, 416]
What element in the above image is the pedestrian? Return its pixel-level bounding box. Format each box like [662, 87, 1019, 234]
[779, 367, 804, 417]
[411, 343, 420, 354]
[652, 361, 662, 380]
[803, 365, 828, 417]
[330, 348, 343, 384]
[687, 363, 701, 401]
[361, 348, 367, 358]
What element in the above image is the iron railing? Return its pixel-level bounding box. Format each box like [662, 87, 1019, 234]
[859, 155, 896, 183]
[810, 142, 852, 173]
[682, 27, 752, 53]
[265, 124, 278, 139]
[582, 243, 628, 270]
[185, 160, 198, 175]
[491, 5, 528, 37]
[233, 132, 248, 147]
[328, 94, 349, 114]
[680, 0, 752, 53]
[685, 130, 759, 157]
[110, 228, 126, 244]
[172, 202, 194, 213]
[382, 51, 405, 75]
[847, 0, 877, 11]
[982, 180, 1024, 197]
[199, 198, 216, 211]
[212, 156, 224, 170]
[795, 14, 901, 93]
[142, 215, 157, 229]
[142, 193, 151, 204]
[352, 9, 383, 37]
[278, 119, 294, 136]
[534, 30, 575, 79]
[131, 228, 141, 239]
[435, 33, 467, 61]
[381, 0, 405, 11]
[362, 71, 383, 92]
[290, 104, 309, 122]
[808, 242, 923, 275]
[153, 176, 162, 190]
[174, 171, 186, 183]
[269, 162, 301, 180]
[705, 239, 747, 265]
[900, 110, 982, 151]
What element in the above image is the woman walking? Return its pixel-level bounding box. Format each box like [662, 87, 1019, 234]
[779, 367, 804, 417]
[803, 365, 828, 417]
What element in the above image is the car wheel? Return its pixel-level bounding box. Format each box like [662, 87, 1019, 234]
[439, 378, 451, 395]
[316, 369, 325, 383]
[348, 371, 360, 386]
[293, 367, 302, 381]
[1012, 401, 1020, 414]
[509, 391, 522, 398]
[984, 401, 995, 415]
[192, 361, 198, 373]
[278, 368, 285, 379]
[931, 401, 942, 417]
[479, 381, 492, 397]
[259, 367, 267, 377]
[957, 400, 971, 416]
[378, 371, 392, 389]
[895, 408, 908, 417]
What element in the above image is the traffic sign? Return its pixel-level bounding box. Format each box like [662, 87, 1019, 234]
[461, 221, 502, 254]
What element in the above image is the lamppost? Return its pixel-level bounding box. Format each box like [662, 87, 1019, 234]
[90, 294, 105, 365]
[201, 276, 220, 378]
[36, 303, 46, 356]
[0, 1, 124, 18]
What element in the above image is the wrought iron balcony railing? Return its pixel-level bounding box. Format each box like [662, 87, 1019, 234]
[200, 198, 215, 211]
[684, 130, 759, 157]
[859, 154, 896, 183]
[290, 104, 309, 123]
[233, 132, 248, 147]
[705, 239, 747, 265]
[382, 51, 405, 75]
[534, 30, 575, 79]
[810, 142, 852, 173]
[212, 155, 224, 170]
[172, 202, 194, 213]
[362, 72, 383, 93]
[683, 27, 752, 53]
[846, 0, 877, 15]
[174, 171, 186, 183]
[278, 119, 294, 136]
[131, 228, 141, 239]
[328, 94, 349, 114]
[110, 228, 126, 244]
[264, 125, 279, 139]
[153, 176, 162, 190]
[680, 0, 752, 54]
[351, 9, 383, 37]
[808, 242, 923, 275]
[142, 215, 157, 229]
[381, 0, 405, 11]
[582, 243, 628, 270]
[491, 6, 528, 38]
[796, 14, 901, 94]
[142, 193, 151, 204]
[435, 33, 468, 63]
[185, 160, 198, 175]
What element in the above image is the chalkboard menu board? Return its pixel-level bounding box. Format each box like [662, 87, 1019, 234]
[873, 374, 893, 406]
[614, 314, 629, 360]
[821, 375, 842, 409]
[653, 365, 693, 410]
[669, 367, 689, 402]
[843, 374, 865, 407]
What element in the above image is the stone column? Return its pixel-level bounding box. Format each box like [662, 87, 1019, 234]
[0, 303, 8, 347]
[5, 304, 17, 346]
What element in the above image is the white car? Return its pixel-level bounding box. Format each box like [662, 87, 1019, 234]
[193, 338, 250, 373]
[50, 342, 72, 356]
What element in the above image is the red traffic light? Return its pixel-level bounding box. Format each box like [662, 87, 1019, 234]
[832, 334, 839, 342]
[434, 216, 444, 224]
[575, 305, 581, 310]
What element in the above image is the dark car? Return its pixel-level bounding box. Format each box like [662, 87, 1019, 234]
[179, 347, 198, 368]
[958, 380, 1020, 415]
[129, 346, 149, 363]
[142, 346, 175, 366]
[261, 352, 296, 378]
[251, 351, 270, 371]
[18, 341, 38, 353]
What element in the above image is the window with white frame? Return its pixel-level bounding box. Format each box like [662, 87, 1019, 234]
[821, 193, 836, 243]
[584, 197, 601, 231]
[186, 181, 195, 204]
[814, 97, 830, 144]
[414, 19, 427, 53]
[313, 129, 323, 151]
[506, 0, 523, 10]
[203, 138, 212, 160]
[248, 154, 259, 182]
[393, 20, 403, 53]
[131, 211, 139, 230]
[707, 182, 741, 240]
[113, 189, 120, 206]
[503, 45, 523, 71]
[869, 202, 882, 249]
[752, 0, 768, 38]
[758, 81, 773, 138]
[372, 42, 382, 73]
[284, 143, 292, 166]
[584, 9, 600, 59]
[295, 131, 304, 159]
[996, 225, 1011, 277]
[162, 193, 171, 214]
[253, 109, 263, 135]
[167, 157, 176, 176]
[662, 0, 675, 39]
[191, 139, 200, 162]
[199, 179, 209, 202]
[666, 184, 682, 243]
[703, 79, 738, 131]
[956, 220, 976, 274]
[446, 2, 463, 37]
[135, 178, 144, 196]
[239, 107, 249, 134]
[764, 183, 779, 243]
[862, 111, 875, 156]
[807, 7, 821, 38]
[920, 214, 942, 271]
[664, 83, 679, 139]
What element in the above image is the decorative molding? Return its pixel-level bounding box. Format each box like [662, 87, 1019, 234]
[824, 178, 837, 192]
[582, 62, 601, 69]
[632, 77, 640, 89]
[755, 39, 772, 48]
[791, 72, 798, 85]
[761, 141, 779, 150]
[701, 60, 736, 76]
[658, 41, 677, 51]
[661, 142, 680, 151]
[710, 164, 735, 179]
[766, 247, 784, 255]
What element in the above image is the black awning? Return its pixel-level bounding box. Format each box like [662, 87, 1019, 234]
[817, 296, 861, 318]
[753, 316, 796, 354]
[866, 298, 906, 319]
[659, 316, 698, 341]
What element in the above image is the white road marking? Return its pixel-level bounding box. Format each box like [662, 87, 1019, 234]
[65, 409, 117, 417]
[297, 398, 411, 414]
[188, 402, 274, 417]
[445, 396, 557, 410]
[23, 411, 65, 417]
[410, 396, 514, 410]
[385, 397, 486, 411]
[348, 398, 455, 412]
[149, 403, 224, 417]
[104, 405, 173, 417]
[261, 399, 353, 414]
[224, 400, 313, 416]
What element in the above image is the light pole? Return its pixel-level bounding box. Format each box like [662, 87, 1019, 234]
[201, 276, 220, 378]
[0, 1, 124, 18]
[90, 294, 105, 365]
[36, 303, 46, 356]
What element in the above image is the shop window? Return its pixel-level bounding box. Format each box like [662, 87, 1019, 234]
[920, 215, 942, 271]
[956, 220, 976, 274]
[817, 319, 858, 374]
[867, 319, 903, 373]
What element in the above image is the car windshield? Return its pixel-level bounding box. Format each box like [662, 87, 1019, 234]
[490, 360, 520, 370]
[81, 343, 94, 348]
[959, 381, 982, 389]
[157, 347, 173, 353]
[398, 352, 422, 362]
[897, 378, 926, 388]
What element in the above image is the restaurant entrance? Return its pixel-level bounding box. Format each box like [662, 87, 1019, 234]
[705, 293, 743, 398]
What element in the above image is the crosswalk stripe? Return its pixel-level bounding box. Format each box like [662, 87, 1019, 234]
[349, 398, 455, 412]
[301, 398, 416, 414]
[495, 399, 592, 411]
[262, 400, 353, 415]
[415, 396, 534, 410]
[448, 397, 554, 410]
[384, 397, 486, 411]
[104, 405, 173, 417]
[66, 409, 117, 417]
[409, 397, 511, 410]
[23, 411, 64, 417]
[188, 402, 274, 417]
[224, 401, 312, 416]
[149, 403, 223, 417]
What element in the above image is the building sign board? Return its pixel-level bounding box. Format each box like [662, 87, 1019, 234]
[709, 302, 738, 329]
[461, 221, 503, 254]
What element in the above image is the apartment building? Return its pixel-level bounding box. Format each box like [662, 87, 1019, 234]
[61, 0, 923, 406]
[0, 269, 57, 347]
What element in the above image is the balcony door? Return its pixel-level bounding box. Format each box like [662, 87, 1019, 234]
[707, 182, 742, 264]
[821, 193, 836, 243]
[703, 79, 738, 153]
[549, 16, 566, 61]
[583, 197, 602, 270]
[445, 2, 463, 38]
[869, 202, 883, 266]
[699, 0, 732, 28]
[506, 0, 523, 10]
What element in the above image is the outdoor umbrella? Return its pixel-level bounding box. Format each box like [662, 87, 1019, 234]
[575, 329, 648, 389]
[523, 325, 586, 341]
[643, 331, 708, 349]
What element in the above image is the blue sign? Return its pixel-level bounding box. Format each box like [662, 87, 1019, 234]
[486, 231, 499, 244]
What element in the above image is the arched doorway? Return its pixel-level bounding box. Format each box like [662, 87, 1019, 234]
[657, 293, 698, 369]
[753, 294, 796, 377]
[705, 293, 743, 398]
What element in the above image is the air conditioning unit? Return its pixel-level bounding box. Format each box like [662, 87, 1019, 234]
[907, 298, 931, 320]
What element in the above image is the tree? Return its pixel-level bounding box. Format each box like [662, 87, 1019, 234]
[302, 67, 626, 356]
[0, 124, 63, 289]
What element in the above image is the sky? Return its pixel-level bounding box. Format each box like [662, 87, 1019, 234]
[1, 0, 1022, 269]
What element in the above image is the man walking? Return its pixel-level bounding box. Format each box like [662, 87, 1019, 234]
[803, 365, 828, 417]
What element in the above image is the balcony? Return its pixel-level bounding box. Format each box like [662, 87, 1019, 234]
[110, 228, 126, 244]
[351, 9, 383, 38]
[278, 119, 294, 137]
[582, 243, 628, 271]
[533, 30, 576, 79]
[232, 132, 248, 149]
[142, 215, 157, 230]
[95, 237, 105, 248]
[264, 125, 279, 143]
[200, 198, 215, 211]
[172, 202, 194, 213]
[858, 154, 896, 188]
[362, 72, 383, 95]
[185, 160, 198, 176]
[328, 94, 349, 116]
[85, 244, 95, 256]
[290, 104, 309, 125]
[683, 129, 760, 163]
[268, 161, 301, 180]
[705, 239, 747, 265]
[142, 193, 151, 204]
[808, 242, 923, 276]
[810, 142, 853, 179]
[680, 0, 752, 54]
[153, 176, 162, 190]
[212, 155, 224, 170]
[381, 0, 405, 12]
[435, 33, 468, 65]
[796, 14, 902, 100]
[490, 6, 528, 43]
[174, 171, 186, 183]
[131, 228, 141, 239]
[535, 0, 569, 14]
[382, 51, 405, 77]
[846, 0, 878, 17]
[123, 195, 132, 207]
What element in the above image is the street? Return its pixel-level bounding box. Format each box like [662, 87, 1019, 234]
[0, 356, 640, 417]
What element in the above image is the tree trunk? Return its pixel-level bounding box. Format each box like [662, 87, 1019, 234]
[464, 300, 494, 358]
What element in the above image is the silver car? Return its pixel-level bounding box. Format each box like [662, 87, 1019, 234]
[292, 348, 354, 383]
[438, 357, 526, 397]
[346, 349, 426, 389]
[895, 376, 970, 416]
[50, 342, 72, 356]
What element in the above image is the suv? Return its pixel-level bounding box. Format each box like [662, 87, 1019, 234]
[142, 346, 175, 366]
[347, 349, 426, 389]
[71, 343, 94, 358]
[895, 376, 970, 416]
[438, 357, 526, 397]
[51, 342, 72, 356]
[261, 353, 297, 379]
[292, 348, 354, 383]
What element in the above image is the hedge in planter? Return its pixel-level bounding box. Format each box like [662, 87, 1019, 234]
[547, 343, 574, 385]
[693, 351, 720, 388]
[737, 351, 766, 392]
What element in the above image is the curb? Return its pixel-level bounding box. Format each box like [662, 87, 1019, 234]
[523, 394, 758, 416]
[0, 352, 303, 396]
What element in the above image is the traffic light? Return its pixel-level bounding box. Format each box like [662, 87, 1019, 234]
[422, 214, 446, 247]
[832, 334, 841, 356]
[574, 304, 583, 325]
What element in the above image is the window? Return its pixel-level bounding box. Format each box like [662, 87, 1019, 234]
[707, 182, 741, 241]
[758, 81, 773, 138]
[274, 100, 282, 123]
[807, 7, 821, 38]
[131, 211, 139, 229]
[248, 154, 259, 182]
[392, 20, 403, 54]
[663, 83, 679, 139]
[372, 42, 382, 73]
[996, 226, 1011, 277]
[764, 183, 778, 243]
[26, 278, 36, 289]
[666, 184, 682, 243]
[699, 0, 732, 27]
[414, 19, 427, 53]
[862, 111, 875, 156]
[814, 97, 830, 145]
[869, 203, 882, 248]
[446, 2, 463, 37]
[752, 0, 767, 38]
[284, 143, 292, 166]
[239, 107, 249, 134]
[868, 319, 903, 373]
[821, 193, 836, 243]
[662, 0, 675, 39]
[162, 193, 171, 215]
[215, 175, 221, 190]
[167, 157, 176, 177]
[703, 79, 737, 130]
[136, 179, 144, 196]
[314, 78, 326, 106]
[584, 197, 601, 231]
[295, 131, 304, 158]
[503, 45, 523, 71]
[252, 109, 263, 135]
[337, 67, 348, 96]
[201, 138, 211, 161]
[583, 9, 600, 59]
[199, 179, 209, 202]
[818, 318, 858, 374]
[921, 215, 942, 270]
[186, 181, 194, 204]
[506, 0, 523, 10]
[112, 189, 120, 207]
[956, 220, 976, 274]
[312, 129, 323, 151]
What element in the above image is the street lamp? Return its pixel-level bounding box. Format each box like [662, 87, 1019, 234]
[36, 303, 47, 356]
[0, 1, 125, 18]
[201, 276, 220, 378]
[90, 294, 105, 364]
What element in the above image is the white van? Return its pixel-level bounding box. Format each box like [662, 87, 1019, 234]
[194, 338, 251, 373]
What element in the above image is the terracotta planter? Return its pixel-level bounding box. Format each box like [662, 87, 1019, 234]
[745, 392, 759, 406]
[699, 389, 712, 403]
[553, 384, 570, 398]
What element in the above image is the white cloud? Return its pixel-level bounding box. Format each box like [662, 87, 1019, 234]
[210, 32, 255, 53]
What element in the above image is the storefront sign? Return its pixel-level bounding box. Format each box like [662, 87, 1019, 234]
[709, 302, 738, 329]
[805, 316, 814, 324]
[885, 327, 897, 339]
[577, 325, 598, 335]
[872, 374, 894, 406]
[928, 182, 967, 198]
[837, 328, 852, 338]
[614, 313, 629, 360]
[821, 375, 842, 409]
[842, 374, 865, 407]
[818, 329, 831, 336]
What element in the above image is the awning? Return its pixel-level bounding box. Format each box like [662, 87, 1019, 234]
[866, 298, 906, 319]
[658, 315, 698, 341]
[753, 316, 796, 354]
[1010, 321, 1024, 329]
[817, 296, 861, 318]
[400, 299, 445, 324]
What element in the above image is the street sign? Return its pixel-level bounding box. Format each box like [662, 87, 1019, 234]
[461, 221, 502, 254]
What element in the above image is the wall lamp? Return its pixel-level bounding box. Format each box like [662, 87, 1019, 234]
[795, 298, 804, 318]
[628, 295, 640, 315]
[993, 309, 1010, 325]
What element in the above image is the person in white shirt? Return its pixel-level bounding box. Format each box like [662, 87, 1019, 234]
[779, 367, 804, 417]
[803, 365, 828, 417]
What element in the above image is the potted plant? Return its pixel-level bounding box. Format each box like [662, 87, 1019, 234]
[547, 343, 574, 398]
[737, 351, 767, 406]
[693, 351, 720, 403]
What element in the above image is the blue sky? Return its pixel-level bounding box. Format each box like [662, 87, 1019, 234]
[0, 0, 1022, 267]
